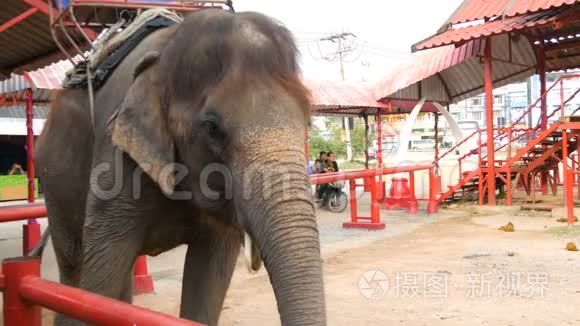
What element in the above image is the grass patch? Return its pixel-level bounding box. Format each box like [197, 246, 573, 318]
[339, 160, 368, 170]
[546, 225, 580, 238]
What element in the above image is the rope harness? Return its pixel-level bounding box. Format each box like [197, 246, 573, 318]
[63, 9, 183, 129]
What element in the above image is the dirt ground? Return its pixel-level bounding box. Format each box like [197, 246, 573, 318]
[130, 202, 580, 325]
[2, 193, 580, 325]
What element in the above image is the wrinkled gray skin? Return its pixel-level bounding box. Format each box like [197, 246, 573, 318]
[36, 9, 325, 326]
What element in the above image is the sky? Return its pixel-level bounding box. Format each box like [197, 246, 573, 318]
[235, 0, 465, 82]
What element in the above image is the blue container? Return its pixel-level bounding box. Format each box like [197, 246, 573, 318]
[53, 0, 70, 9]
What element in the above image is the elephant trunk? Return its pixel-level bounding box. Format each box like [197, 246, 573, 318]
[234, 153, 326, 326]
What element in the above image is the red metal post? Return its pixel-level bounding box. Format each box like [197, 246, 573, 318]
[427, 167, 439, 213]
[24, 89, 41, 254]
[577, 139, 580, 200]
[562, 129, 574, 224]
[376, 110, 384, 199]
[537, 54, 549, 195]
[376, 111, 383, 168]
[25, 89, 35, 204]
[484, 38, 496, 205]
[369, 177, 382, 226]
[538, 43, 548, 130]
[478, 131, 484, 205]
[433, 113, 439, 165]
[407, 172, 418, 214]
[349, 179, 357, 222]
[2, 257, 42, 326]
[133, 255, 154, 295]
[564, 132, 575, 223]
[507, 126, 513, 205]
[22, 223, 41, 256]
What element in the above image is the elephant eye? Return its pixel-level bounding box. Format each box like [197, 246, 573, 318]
[200, 111, 226, 144]
[203, 120, 218, 135]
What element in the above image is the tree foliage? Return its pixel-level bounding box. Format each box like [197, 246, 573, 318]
[308, 117, 375, 161]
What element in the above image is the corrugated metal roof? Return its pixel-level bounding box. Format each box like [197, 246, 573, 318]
[0, 0, 57, 79]
[375, 34, 537, 104]
[0, 60, 71, 97]
[306, 80, 387, 112]
[374, 40, 483, 103]
[0, 105, 48, 119]
[447, 0, 578, 24]
[414, 7, 565, 51]
[25, 60, 72, 90]
[0, 0, 229, 78]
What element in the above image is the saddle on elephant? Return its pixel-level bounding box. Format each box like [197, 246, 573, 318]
[63, 8, 183, 90]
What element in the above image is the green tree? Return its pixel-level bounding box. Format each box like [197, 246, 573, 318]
[308, 117, 374, 161]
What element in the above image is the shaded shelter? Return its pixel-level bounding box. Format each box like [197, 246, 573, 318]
[375, 0, 580, 221]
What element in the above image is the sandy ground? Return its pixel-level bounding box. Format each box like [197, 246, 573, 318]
[2, 194, 579, 326]
[1, 149, 578, 325]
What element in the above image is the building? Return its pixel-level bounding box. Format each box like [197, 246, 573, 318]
[449, 72, 580, 129]
[0, 106, 47, 174]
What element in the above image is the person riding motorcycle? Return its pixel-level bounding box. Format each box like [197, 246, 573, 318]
[317, 151, 339, 205]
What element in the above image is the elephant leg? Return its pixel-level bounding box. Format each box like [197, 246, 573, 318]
[52, 235, 83, 326]
[46, 202, 84, 326]
[180, 227, 242, 326]
[77, 204, 145, 303]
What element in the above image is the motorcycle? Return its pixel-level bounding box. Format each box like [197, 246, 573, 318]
[318, 181, 348, 213]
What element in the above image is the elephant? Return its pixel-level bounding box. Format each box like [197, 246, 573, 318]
[36, 9, 326, 326]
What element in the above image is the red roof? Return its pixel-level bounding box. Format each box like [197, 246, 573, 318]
[414, 7, 565, 51]
[306, 80, 386, 111]
[448, 0, 578, 24]
[374, 41, 482, 102]
[0, 60, 72, 95]
[24, 60, 73, 91]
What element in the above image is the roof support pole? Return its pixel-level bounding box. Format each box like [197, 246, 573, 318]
[538, 43, 549, 195]
[434, 112, 439, 165]
[23, 89, 40, 256]
[539, 43, 548, 131]
[24, 89, 35, 204]
[363, 115, 369, 169]
[376, 110, 384, 200]
[484, 38, 496, 205]
[377, 111, 383, 168]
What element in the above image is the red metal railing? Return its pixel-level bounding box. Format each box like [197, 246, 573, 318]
[437, 74, 580, 203]
[0, 203, 47, 223]
[1, 257, 201, 326]
[0, 203, 168, 324]
[0, 203, 154, 293]
[310, 165, 438, 230]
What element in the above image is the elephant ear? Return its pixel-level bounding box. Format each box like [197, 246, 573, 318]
[111, 51, 176, 195]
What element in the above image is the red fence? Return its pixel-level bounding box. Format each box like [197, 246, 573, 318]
[0, 203, 192, 325]
[2, 257, 201, 326]
[311, 165, 438, 230]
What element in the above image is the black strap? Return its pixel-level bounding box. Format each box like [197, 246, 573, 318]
[65, 16, 177, 90]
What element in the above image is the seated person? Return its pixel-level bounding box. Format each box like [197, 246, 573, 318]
[327, 151, 339, 172]
[310, 159, 322, 174]
[317, 151, 340, 203]
[8, 163, 24, 175]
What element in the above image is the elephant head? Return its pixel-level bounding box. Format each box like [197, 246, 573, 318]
[111, 9, 326, 325]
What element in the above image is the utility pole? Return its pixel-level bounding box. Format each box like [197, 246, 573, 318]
[320, 32, 357, 161]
